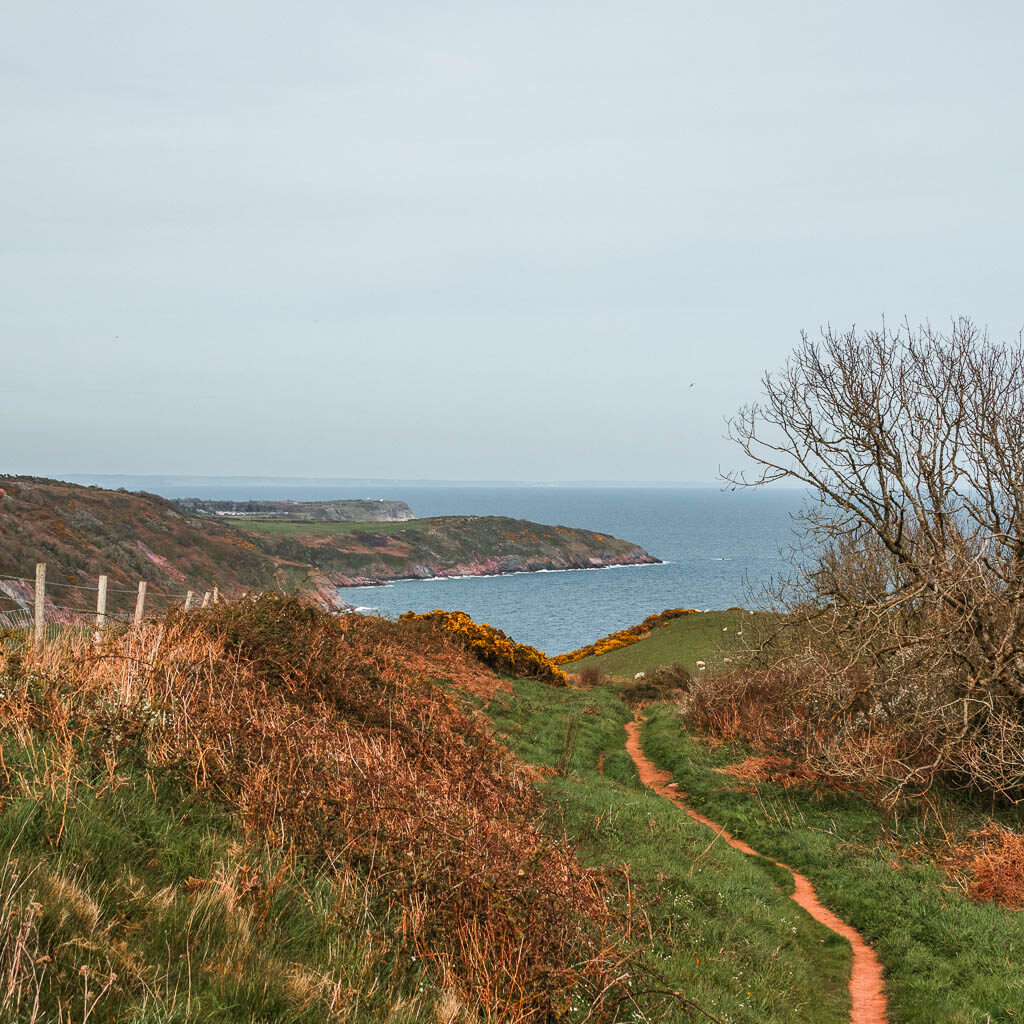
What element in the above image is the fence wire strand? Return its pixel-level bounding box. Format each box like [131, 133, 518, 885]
[0, 566, 217, 638]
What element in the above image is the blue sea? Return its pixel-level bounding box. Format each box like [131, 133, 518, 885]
[342, 486, 802, 654]
[79, 478, 804, 656]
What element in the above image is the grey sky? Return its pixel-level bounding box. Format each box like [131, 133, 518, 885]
[3, 2, 1023, 481]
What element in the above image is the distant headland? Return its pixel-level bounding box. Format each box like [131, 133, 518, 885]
[0, 476, 659, 614]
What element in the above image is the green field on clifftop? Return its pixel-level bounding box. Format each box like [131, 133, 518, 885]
[235, 518, 434, 537]
[563, 609, 774, 677]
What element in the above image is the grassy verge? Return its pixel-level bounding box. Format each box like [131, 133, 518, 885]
[0, 741, 426, 1023]
[485, 681, 852, 1023]
[0, 599, 650, 1023]
[641, 703, 1024, 1023]
[563, 610, 771, 678]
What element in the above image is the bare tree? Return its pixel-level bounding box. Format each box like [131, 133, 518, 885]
[724, 319, 1024, 800]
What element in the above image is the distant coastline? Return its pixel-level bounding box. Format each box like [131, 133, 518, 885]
[56, 473, 767, 493]
[239, 514, 660, 588]
[345, 559, 668, 589]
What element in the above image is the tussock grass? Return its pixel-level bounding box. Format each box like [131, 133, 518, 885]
[0, 596, 647, 1022]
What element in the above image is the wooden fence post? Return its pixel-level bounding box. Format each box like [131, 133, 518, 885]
[33, 562, 46, 649]
[96, 575, 108, 627]
[184, 590, 194, 611]
[201, 592, 211, 609]
[134, 581, 147, 625]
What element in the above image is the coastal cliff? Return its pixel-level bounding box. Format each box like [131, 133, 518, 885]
[0, 477, 657, 611]
[241, 515, 660, 587]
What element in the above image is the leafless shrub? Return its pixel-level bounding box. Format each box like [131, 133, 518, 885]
[965, 828, 1024, 908]
[724, 319, 1024, 801]
[649, 663, 693, 692]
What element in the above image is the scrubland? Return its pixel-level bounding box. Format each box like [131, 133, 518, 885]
[4, 591, 1024, 1022]
[0, 599, 642, 1023]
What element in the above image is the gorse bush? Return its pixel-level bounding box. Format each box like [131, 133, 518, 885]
[0, 596, 644, 1022]
[399, 608, 568, 684]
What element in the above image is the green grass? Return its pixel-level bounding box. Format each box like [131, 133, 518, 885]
[564, 610, 773, 677]
[641, 703, 1024, 1023]
[485, 681, 852, 1023]
[0, 737, 435, 1023]
[232, 518, 435, 537]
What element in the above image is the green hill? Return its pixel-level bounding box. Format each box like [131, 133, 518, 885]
[561, 608, 772, 677]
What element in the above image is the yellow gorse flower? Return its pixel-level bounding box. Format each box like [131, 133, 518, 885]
[400, 609, 569, 685]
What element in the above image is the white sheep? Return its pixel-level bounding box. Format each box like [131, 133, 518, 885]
[696, 660, 706, 671]
[634, 672, 645, 680]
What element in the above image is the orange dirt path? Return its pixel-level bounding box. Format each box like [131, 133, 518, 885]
[624, 715, 888, 1024]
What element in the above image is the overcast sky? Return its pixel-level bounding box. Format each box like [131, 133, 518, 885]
[3, 1, 1023, 482]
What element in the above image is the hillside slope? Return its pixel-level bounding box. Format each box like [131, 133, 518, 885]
[0, 477, 658, 612]
[243, 514, 659, 586]
[561, 609, 770, 677]
[0, 476, 328, 614]
[0, 597, 644, 1023]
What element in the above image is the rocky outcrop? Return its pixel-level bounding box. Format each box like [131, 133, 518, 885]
[300, 570, 357, 612]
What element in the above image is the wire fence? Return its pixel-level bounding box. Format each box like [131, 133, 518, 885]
[0, 606, 33, 631]
[0, 564, 224, 645]
[0, 571, 199, 602]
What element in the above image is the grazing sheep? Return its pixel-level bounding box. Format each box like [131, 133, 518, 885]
[696, 660, 706, 671]
[723, 657, 732, 663]
[634, 672, 645, 680]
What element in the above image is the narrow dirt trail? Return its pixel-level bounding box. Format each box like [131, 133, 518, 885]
[624, 714, 888, 1024]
